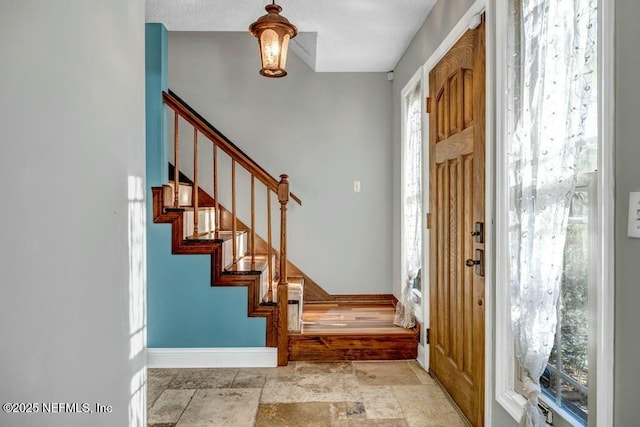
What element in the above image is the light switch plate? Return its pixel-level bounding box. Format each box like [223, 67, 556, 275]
[628, 192, 640, 238]
[354, 181, 361, 193]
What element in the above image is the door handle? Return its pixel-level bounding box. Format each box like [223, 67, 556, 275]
[465, 249, 484, 277]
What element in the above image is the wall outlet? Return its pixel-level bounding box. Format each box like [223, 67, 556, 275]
[628, 192, 640, 238]
[354, 180, 361, 193]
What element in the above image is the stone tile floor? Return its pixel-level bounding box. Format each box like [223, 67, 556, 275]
[148, 361, 468, 427]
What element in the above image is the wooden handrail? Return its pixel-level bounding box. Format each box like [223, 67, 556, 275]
[163, 90, 302, 206]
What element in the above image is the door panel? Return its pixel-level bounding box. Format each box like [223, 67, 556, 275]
[429, 20, 485, 427]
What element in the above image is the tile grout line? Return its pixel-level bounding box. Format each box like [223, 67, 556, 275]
[147, 369, 180, 414]
[174, 388, 197, 426]
[230, 368, 240, 388]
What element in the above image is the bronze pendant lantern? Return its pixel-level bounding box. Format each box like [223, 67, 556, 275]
[249, 1, 298, 78]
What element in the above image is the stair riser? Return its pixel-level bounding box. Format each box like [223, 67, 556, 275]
[183, 209, 216, 238]
[221, 233, 248, 269]
[288, 335, 418, 361]
[259, 255, 278, 302]
[164, 182, 193, 207]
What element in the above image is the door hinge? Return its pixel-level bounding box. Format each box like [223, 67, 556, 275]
[426, 213, 432, 229]
[426, 97, 432, 114]
[426, 328, 430, 344]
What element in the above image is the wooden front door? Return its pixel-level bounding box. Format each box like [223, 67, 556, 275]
[428, 20, 485, 427]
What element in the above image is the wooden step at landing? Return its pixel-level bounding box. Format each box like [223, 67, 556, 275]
[288, 302, 419, 362]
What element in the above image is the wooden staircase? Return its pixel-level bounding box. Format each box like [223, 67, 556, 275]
[152, 178, 303, 362]
[153, 90, 418, 365]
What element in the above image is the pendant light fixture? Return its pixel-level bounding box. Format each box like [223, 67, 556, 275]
[249, 0, 298, 78]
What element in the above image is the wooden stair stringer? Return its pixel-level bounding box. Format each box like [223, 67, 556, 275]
[210, 246, 278, 348]
[151, 186, 278, 348]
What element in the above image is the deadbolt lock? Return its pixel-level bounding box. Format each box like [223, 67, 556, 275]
[471, 222, 484, 243]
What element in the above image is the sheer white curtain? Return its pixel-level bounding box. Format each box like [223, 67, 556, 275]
[506, 0, 597, 425]
[395, 83, 422, 329]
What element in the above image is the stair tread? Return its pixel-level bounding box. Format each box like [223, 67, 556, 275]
[224, 254, 272, 275]
[187, 230, 247, 242]
[167, 180, 192, 186]
[296, 303, 418, 336]
[164, 206, 216, 212]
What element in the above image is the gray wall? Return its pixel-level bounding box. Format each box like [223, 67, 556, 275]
[614, 0, 640, 425]
[0, 1, 146, 426]
[168, 32, 393, 295]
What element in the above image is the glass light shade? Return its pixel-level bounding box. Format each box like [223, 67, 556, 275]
[249, 4, 297, 78]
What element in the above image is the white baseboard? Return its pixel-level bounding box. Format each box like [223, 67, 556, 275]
[147, 347, 277, 368]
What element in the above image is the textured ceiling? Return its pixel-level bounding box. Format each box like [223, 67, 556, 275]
[146, 0, 437, 72]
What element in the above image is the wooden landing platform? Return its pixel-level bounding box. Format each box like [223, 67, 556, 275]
[288, 302, 419, 361]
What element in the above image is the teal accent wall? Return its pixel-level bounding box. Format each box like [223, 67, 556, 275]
[145, 23, 168, 188]
[145, 23, 266, 348]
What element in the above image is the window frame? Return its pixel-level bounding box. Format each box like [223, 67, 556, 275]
[400, 67, 428, 351]
[491, 0, 615, 425]
[539, 173, 596, 426]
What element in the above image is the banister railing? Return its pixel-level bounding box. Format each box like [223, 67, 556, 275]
[162, 88, 298, 346]
[163, 91, 301, 205]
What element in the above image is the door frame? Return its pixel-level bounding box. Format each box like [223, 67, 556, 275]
[416, 0, 490, 421]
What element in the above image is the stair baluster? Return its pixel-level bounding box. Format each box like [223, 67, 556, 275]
[192, 128, 199, 238]
[251, 175, 256, 269]
[173, 111, 180, 208]
[213, 144, 219, 234]
[231, 159, 237, 264]
[267, 188, 273, 302]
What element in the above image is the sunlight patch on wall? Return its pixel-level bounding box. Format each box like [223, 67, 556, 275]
[128, 175, 147, 426]
[129, 367, 146, 426]
[129, 175, 147, 360]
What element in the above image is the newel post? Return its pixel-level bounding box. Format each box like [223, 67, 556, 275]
[277, 174, 289, 285]
[277, 174, 289, 366]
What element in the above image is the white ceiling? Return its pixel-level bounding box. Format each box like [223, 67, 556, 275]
[145, 0, 437, 72]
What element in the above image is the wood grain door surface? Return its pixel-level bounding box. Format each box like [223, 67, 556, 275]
[428, 21, 486, 427]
